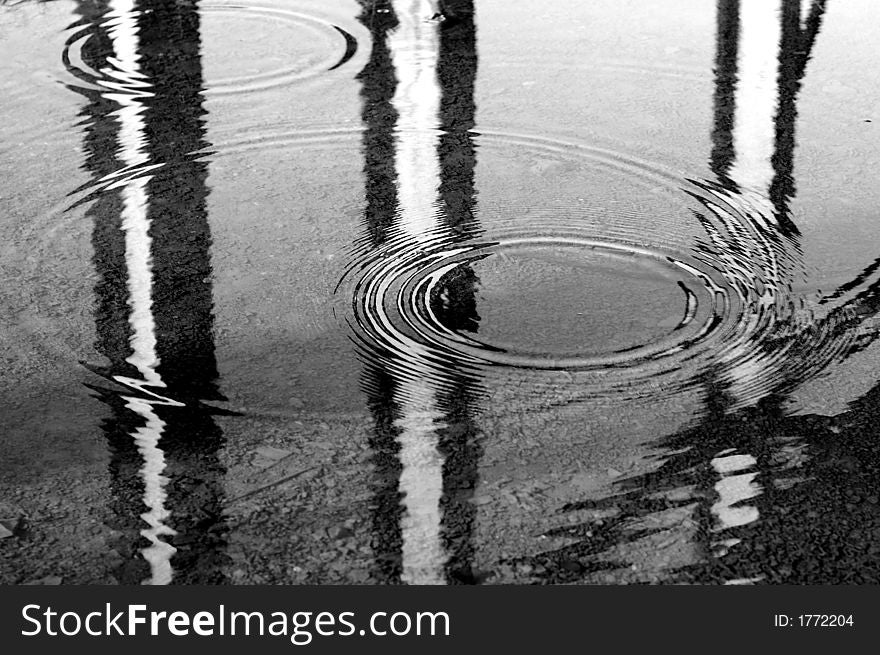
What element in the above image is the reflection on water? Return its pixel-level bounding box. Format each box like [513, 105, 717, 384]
[513, 0, 880, 584]
[4, 0, 880, 584]
[67, 0, 228, 584]
[353, 0, 482, 584]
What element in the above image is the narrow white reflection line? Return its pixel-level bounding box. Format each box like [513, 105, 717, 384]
[120, 180, 162, 384]
[730, 0, 782, 193]
[127, 398, 177, 586]
[106, 0, 177, 585]
[390, 0, 443, 240]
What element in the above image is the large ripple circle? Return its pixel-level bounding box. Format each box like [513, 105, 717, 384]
[389, 233, 726, 370]
[338, 130, 855, 404]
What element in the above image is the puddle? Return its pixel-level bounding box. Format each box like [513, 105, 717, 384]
[3, 0, 880, 585]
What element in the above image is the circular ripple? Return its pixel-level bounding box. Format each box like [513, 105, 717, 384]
[339, 130, 860, 406]
[61, 2, 358, 96]
[200, 3, 357, 94]
[456, 240, 691, 358]
[392, 235, 720, 370]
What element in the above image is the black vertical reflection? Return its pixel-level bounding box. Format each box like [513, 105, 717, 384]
[680, 0, 830, 582]
[437, 0, 478, 234]
[355, 0, 483, 584]
[709, 0, 828, 228]
[709, 0, 739, 183]
[357, 0, 400, 250]
[69, 0, 228, 584]
[356, 0, 404, 584]
[769, 0, 827, 220]
[433, 0, 481, 585]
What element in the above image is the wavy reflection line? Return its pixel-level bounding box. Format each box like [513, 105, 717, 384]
[688, 0, 880, 584]
[104, 0, 177, 585]
[70, 0, 228, 584]
[370, 0, 449, 584]
[388, 0, 470, 586]
[354, 0, 482, 585]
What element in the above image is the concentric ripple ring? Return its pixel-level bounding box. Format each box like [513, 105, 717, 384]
[339, 129, 861, 405]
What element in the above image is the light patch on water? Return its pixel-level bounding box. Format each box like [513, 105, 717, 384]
[724, 576, 766, 585]
[729, 0, 782, 193]
[395, 376, 447, 585]
[711, 452, 761, 530]
[389, 0, 443, 241]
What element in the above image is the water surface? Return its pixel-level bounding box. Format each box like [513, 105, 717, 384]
[2, 0, 880, 584]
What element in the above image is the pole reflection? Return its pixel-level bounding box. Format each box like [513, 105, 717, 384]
[511, 0, 880, 583]
[67, 0, 228, 584]
[354, 0, 483, 584]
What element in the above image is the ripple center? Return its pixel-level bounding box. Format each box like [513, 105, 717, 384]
[467, 242, 689, 358]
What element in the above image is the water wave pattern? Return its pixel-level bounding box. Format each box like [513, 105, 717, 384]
[62, 3, 163, 197]
[203, 125, 360, 154]
[198, 2, 358, 94]
[62, 0, 358, 98]
[18, 124, 361, 268]
[340, 128, 862, 409]
[681, 179, 857, 407]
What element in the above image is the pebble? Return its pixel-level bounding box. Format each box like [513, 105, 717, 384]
[24, 576, 63, 585]
[349, 570, 370, 584]
[559, 559, 585, 574]
[328, 526, 354, 540]
[254, 445, 292, 461]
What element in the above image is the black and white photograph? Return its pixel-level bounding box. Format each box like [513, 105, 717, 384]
[2, 0, 879, 597]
